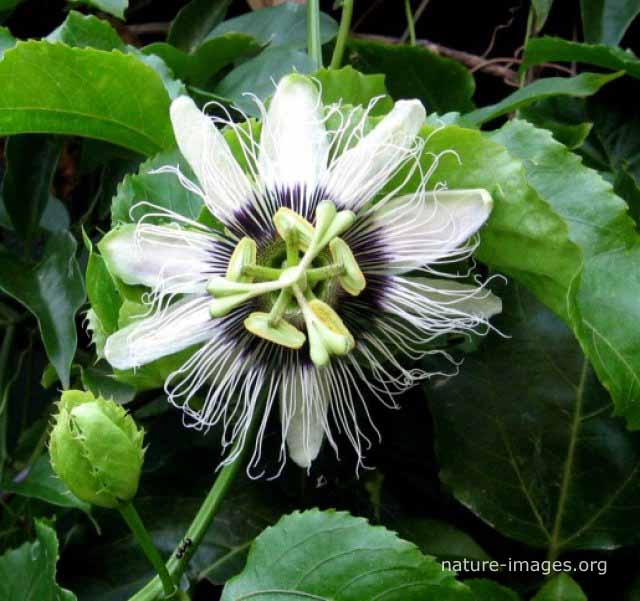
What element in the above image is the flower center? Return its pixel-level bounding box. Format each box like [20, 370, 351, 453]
[207, 201, 366, 367]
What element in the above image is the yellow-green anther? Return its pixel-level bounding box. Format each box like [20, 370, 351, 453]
[329, 238, 366, 296]
[273, 208, 314, 250]
[244, 312, 306, 349]
[226, 237, 256, 282]
[293, 285, 355, 368]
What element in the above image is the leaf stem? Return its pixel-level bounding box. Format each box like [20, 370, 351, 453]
[404, 0, 417, 46]
[329, 0, 354, 70]
[129, 396, 266, 601]
[118, 501, 177, 599]
[307, 0, 323, 70]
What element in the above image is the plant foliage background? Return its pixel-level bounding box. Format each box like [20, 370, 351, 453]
[0, 0, 639, 599]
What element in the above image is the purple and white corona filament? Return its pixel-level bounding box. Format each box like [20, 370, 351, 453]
[98, 74, 501, 474]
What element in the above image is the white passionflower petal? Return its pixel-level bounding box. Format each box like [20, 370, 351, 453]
[259, 74, 330, 195]
[105, 296, 215, 370]
[100, 223, 229, 295]
[280, 365, 330, 469]
[324, 100, 426, 211]
[170, 96, 253, 227]
[350, 189, 493, 275]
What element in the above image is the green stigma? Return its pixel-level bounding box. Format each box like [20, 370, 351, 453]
[207, 201, 365, 367]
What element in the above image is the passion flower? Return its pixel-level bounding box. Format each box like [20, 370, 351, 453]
[98, 74, 500, 474]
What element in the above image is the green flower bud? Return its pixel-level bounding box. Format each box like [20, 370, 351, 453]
[49, 390, 145, 509]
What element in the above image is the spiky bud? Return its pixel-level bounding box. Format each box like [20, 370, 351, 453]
[49, 390, 144, 508]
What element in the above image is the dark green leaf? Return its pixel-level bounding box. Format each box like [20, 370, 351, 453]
[0, 41, 174, 156]
[2, 135, 61, 248]
[519, 97, 593, 148]
[492, 120, 640, 428]
[393, 518, 491, 562]
[168, 0, 231, 53]
[580, 0, 640, 45]
[111, 147, 204, 225]
[523, 37, 640, 79]
[67, 480, 289, 599]
[0, 233, 85, 388]
[67, 0, 127, 20]
[222, 509, 473, 601]
[468, 579, 522, 601]
[532, 0, 555, 32]
[215, 46, 315, 116]
[314, 65, 393, 113]
[80, 365, 135, 404]
[207, 3, 338, 49]
[1, 456, 90, 515]
[532, 573, 587, 601]
[346, 38, 475, 113]
[144, 33, 261, 87]
[430, 285, 640, 552]
[0, 520, 76, 600]
[463, 72, 620, 127]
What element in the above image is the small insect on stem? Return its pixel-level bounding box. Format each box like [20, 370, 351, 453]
[175, 538, 193, 559]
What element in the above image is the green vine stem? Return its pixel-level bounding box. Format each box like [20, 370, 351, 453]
[129, 396, 266, 601]
[329, 0, 354, 70]
[404, 0, 417, 46]
[307, 0, 323, 70]
[119, 501, 177, 599]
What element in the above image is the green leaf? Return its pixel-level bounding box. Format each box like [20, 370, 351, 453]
[0, 233, 85, 388]
[468, 580, 522, 601]
[1, 456, 90, 515]
[215, 46, 315, 116]
[2, 135, 61, 248]
[222, 509, 472, 601]
[207, 3, 338, 49]
[0, 41, 174, 156]
[491, 120, 640, 428]
[47, 11, 125, 50]
[430, 285, 640, 553]
[393, 518, 491, 562]
[346, 38, 475, 113]
[0, 520, 77, 600]
[111, 147, 204, 226]
[523, 37, 640, 78]
[532, 0, 555, 32]
[463, 72, 620, 127]
[67, 0, 127, 20]
[414, 122, 581, 320]
[144, 33, 261, 87]
[532, 574, 587, 601]
[0, 25, 15, 58]
[85, 236, 122, 334]
[519, 97, 593, 148]
[314, 65, 393, 113]
[581, 0, 640, 45]
[168, 0, 231, 53]
[81, 365, 135, 404]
